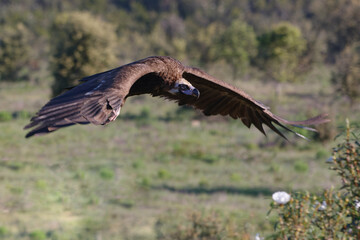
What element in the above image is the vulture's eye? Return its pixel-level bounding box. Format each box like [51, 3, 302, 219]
[179, 84, 190, 91]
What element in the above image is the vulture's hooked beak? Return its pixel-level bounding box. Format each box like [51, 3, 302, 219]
[180, 87, 200, 99]
[192, 88, 200, 99]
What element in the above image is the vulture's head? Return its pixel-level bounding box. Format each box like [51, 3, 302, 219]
[168, 78, 200, 99]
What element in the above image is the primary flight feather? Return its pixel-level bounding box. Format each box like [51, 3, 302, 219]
[25, 56, 329, 139]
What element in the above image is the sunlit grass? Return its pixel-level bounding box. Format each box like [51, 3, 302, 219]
[0, 74, 357, 239]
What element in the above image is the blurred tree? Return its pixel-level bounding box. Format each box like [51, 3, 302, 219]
[50, 11, 117, 96]
[129, 14, 188, 61]
[129, 1, 157, 34]
[2, 0, 358, 89]
[0, 23, 31, 82]
[155, 14, 187, 59]
[331, 43, 360, 105]
[148, 22, 176, 57]
[310, 0, 360, 62]
[212, 20, 257, 79]
[187, 22, 226, 65]
[257, 22, 306, 82]
[161, 14, 186, 40]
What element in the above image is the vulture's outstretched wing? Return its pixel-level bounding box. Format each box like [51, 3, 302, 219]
[181, 67, 329, 139]
[24, 68, 123, 138]
[24, 58, 163, 138]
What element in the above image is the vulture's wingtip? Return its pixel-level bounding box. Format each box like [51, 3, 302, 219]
[272, 113, 330, 140]
[276, 113, 330, 128]
[24, 128, 45, 138]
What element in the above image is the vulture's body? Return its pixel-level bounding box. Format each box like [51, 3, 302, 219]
[25, 56, 329, 139]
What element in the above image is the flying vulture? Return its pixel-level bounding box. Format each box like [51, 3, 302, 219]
[25, 56, 329, 139]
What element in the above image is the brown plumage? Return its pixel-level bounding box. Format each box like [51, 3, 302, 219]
[24, 56, 329, 139]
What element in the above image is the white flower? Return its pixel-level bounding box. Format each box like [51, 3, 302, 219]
[255, 233, 264, 240]
[314, 201, 327, 211]
[319, 201, 327, 211]
[355, 200, 360, 210]
[272, 191, 291, 204]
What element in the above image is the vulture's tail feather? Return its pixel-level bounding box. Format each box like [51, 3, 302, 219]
[273, 113, 330, 140]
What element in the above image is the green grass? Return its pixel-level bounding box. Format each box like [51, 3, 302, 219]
[0, 70, 358, 239]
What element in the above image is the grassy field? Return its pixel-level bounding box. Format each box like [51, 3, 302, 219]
[0, 66, 358, 239]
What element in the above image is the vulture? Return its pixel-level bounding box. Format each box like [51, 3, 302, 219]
[25, 56, 329, 139]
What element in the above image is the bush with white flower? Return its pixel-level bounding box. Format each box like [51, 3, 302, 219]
[267, 121, 360, 239]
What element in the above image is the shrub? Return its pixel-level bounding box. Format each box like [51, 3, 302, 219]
[293, 160, 308, 173]
[99, 167, 114, 180]
[50, 11, 117, 96]
[257, 22, 306, 83]
[13, 110, 31, 120]
[314, 120, 338, 143]
[29, 230, 46, 240]
[157, 168, 171, 179]
[267, 120, 360, 239]
[138, 177, 151, 189]
[132, 160, 144, 169]
[212, 20, 258, 79]
[0, 23, 31, 82]
[0, 226, 8, 237]
[174, 106, 196, 121]
[0, 111, 12, 122]
[156, 211, 248, 240]
[135, 106, 154, 126]
[331, 43, 360, 104]
[109, 198, 135, 208]
[315, 149, 329, 160]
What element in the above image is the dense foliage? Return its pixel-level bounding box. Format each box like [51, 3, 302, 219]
[332, 43, 360, 104]
[257, 22, 306, 82]
[50, 11, 117, 96]
[0, 23, 31, 82]
[212, 20, 257, 79]
[0, 0, 359, 100]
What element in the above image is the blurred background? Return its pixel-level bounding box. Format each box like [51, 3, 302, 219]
[0, 0, 359, 239]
